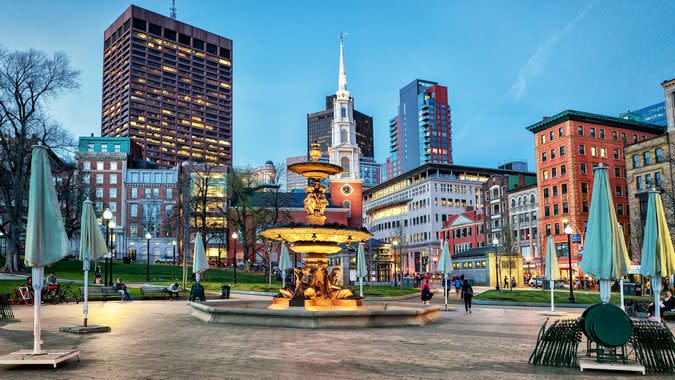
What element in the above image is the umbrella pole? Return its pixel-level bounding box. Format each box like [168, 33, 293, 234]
[550, 280, 555, 312]
[196, 272, 200, 283]
[83, 260, 90, 327]
[359, 277, 363, 298]
[32, 266, 45, 354]
[652, 277, 661, 320]
[599, 279, 611, 304]
[619, 278, 625, 312]
[444, 273, 448, 310]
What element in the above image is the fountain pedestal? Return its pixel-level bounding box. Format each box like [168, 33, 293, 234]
[269, 297, 362, 310]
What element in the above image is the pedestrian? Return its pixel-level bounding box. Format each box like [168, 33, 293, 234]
[503, 276, 508, 289]
[511, 276, 516, 289]
[454, 275, 462, 298]
[420, 275, 433, 305]
[165, 283, 181, 300]
[462, 278, 474, 313]
[94, 265, 102, 285]
[115, 278, 131, 301]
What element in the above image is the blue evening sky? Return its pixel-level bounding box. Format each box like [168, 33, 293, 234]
[0, 1, 673, 170]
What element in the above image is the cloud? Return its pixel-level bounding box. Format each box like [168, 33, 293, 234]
[508, 3, 593, 100]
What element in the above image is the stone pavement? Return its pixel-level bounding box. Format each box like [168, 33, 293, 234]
[1, 297, 673, 379]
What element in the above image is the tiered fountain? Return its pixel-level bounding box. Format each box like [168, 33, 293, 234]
[188, 144, 440, 328]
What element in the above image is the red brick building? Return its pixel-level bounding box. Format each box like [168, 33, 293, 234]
[440, 209, 485, 256]
[527, 110, 665, 276]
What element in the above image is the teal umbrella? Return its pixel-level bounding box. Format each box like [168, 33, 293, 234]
[79, 199, 108, 327]
[356, 243, 367, 298]
[25, 144, 69, 354]
[437, 241, 452, 309]
[543, 236, 560, 311]
[192, 232, 209, 282]
[278, 242, 292, 288]
[580, 165, 630, 304]
[640, 190, 675, 318]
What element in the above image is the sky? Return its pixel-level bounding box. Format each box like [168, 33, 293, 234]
[0, 0, 673, 170]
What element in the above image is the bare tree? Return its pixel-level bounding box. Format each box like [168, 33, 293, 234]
[54, 158, 95, 242]
[500, 221, 519, 291]
[140, 196, 162, 238]
[0, 48, 79, 272]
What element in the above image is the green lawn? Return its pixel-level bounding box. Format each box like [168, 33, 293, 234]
[475, 289, 650, 305]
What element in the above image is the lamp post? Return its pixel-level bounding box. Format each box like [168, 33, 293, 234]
[392, 239, 399, 287]
[145, 232, 152, 282]
[231, 231, 238, 283]
[493, 237, 500, 290]
[172, 240, 177, 266]
[103, 208, 112, 286]
[564, 224, 575, 303]
[108, 220, 116, 285]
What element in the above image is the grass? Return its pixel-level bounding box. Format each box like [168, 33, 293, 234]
[475, 289, 650, 305]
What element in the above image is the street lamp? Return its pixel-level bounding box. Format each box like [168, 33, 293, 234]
[103, 208, 112, 286]
[108, 220, 116, 285]
[172, 240, 177, 266]
[392, 239, 399, 287]
[564, 224, 575, 303]
[231, 231, 238, 283]
[492, 237, 500, 290]
[145, 232, 152, 282]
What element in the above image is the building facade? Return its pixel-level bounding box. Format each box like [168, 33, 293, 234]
[363, 163, 529, 275]
[386, 79, 452, 178]
[507, 183, 539, 260]
[481, 173, 536, 244]
[285, 155, 307, 192]
[102, 5, 233, 167]
[527, 110, 666, 276]
[620, 101, 667, 127]
[440, 209, 485, 256]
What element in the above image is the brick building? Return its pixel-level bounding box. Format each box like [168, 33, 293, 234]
[440, 209, 485, 256]
[527, 110, 666, 276]
[481, 172, 536, 244]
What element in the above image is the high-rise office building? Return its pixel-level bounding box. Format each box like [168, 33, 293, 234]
[386, 79, 452, 178]
[102, 5, 233, 167]
[307, 97, 374, 159]
[620, 102, 667, 126]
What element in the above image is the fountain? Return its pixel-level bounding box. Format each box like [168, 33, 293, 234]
[188, 144, 440, 328]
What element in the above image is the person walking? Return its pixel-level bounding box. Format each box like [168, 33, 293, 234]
[454, 275, 463, 299]
[94, 265, 102, 285]
[503, 276, 508, 289]
[462, 278, 474, 313]
[511, 276, 516, 289]
[420, 275, 433, 305]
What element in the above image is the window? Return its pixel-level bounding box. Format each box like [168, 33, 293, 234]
[145, 188, 151, 198]
[153, 188, 159, 198]
[551, 167, 557, 178]
[544, 206, 550, 217]
[612, 131, 617, 140]
[110, 188, 117, 198]
[579, 145, 585, 155]
[541, 152, 547, 162]
[130, 204, 138, 217]
[560, 146, 565, 156]
[632, 154, 640, 168]
[562, 202, 568, 214]
[644, 152, 651, 165]
[83, 174, 90, 184]
[646, 174, 653, 187]
[599, 129, 605, 139]
[83, 161, 91, 170]
[550, 131, 555, 141]
[582, 202, 589, 213]
[561, 165, 566, 176]
[114, 144, 121, 152]
[148, 22, 162, 36]
[87, 144, 94, 152]
[655, 172, 663, 186]
[562, 183, 567, 194]
[577, 126, 583, 136]
[617, 204, 623, 215]
[166, 188, 173, 198]
[96, 174, 103, 184]
[600, 147, 606, 158]
[581, 182, 588, 193]
[101, 144, 107, 153]
[636, 176, 643, 190]
[554, 204, 559, 215]
[540, 134, 546, 144]
[131, 188, 137, 198]
[613, 149, 619, 159]
[591, 146, 597, 157]
[109, 203, 117, 212]
[621, 132, 626, 142]
[542, 170, 549, 180]
[554, 223, 560, 235]
[110, 174, 117, 184]
[656, 148, 663, 162]
[551, 149, 556, 159]
[110, 162, 118, 171]
[96, 161, 104, 170]
[590, 128, 596, 137]
[552, 186, 558, 196]
[558, 127, 563, 137]
[95, 188, 103, 198]
[165, 204, 173, 217]
[615, 168, 621, 178]
[633, 134, 638, 143]
[545, 224, 551, 236]
[580, 163, 586, 174]
[615, 186, 622, 196]
[341, 107, 347, 118]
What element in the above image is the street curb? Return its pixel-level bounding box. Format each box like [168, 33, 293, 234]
[472, 300, 594, 308]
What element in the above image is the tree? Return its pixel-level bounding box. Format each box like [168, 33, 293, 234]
[54, 158, 95, 242]
[500, 221, 519, 291]
[0, 48, 79, 272]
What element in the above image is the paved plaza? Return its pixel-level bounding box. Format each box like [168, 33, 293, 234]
[1, 297, 673, 379]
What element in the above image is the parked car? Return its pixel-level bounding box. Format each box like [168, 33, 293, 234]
[207, 259, 226, 268]
[529, 277, 543, 288]
[155, 255, 175, 264]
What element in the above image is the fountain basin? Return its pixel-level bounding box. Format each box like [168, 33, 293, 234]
[188, 300, 440, 328]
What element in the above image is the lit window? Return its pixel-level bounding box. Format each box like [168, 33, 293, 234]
[83, 161, 91, 170]
[96, 161, 104, 170]
[96, 174, 103, 184]
[110, 188, 117, 198]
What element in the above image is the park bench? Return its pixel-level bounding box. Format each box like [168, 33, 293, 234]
[79, 286, 119, 300]
[0, 293, 14, 320]
[140, 286, 184, 300]
[664, 310, 675, 320]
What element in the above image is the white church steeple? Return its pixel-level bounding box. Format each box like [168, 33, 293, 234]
[328, 33, 361, 180]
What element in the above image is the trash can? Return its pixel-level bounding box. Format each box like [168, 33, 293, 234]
[221, 285, 231, 299]
[622, 282, 636, 296]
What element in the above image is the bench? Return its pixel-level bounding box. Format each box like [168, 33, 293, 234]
[141, 286, 184, 300]
[0, 293, 14, 320]
[664, 310, 675, 320]
[79, 286, 120, 300]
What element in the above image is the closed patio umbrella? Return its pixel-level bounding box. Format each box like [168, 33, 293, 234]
[580, 164, 630, 304]
[192, 232, 208, 282]
[543, 235, 561, 312]
[640, 190, 675, 318]
[278, 242, 292, 288]
[356, 243, 367, 298]
[24, 145, 69, 353]
[437, 241, 452, 309]
[78, 199, 108, 327]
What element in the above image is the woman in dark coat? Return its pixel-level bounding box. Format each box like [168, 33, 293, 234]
[462, 278, 474, 313]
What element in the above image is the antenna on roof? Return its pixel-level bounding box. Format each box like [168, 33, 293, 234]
[169, 0, 177, 19]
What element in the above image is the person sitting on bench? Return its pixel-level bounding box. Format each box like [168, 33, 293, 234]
[648, 290, 675, 318]
[115, 278, 131, 301]
[166, 283, 181, 300]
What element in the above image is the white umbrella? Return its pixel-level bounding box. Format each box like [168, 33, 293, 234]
[24, 145, 69, 354]
[78, 199, 108, 327]
[543, 236, 561, 312]
[278, 242, 292, 288]
[356, 243, 367, 298]
[192, 232, 208, 282]
[436, 241, 452, 309]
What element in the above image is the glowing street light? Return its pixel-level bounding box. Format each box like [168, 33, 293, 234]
[145, 232, 152, 282]
[564, 224, 575, 303]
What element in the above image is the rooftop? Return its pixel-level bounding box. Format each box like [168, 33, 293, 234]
[526, 109, 667, 135]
